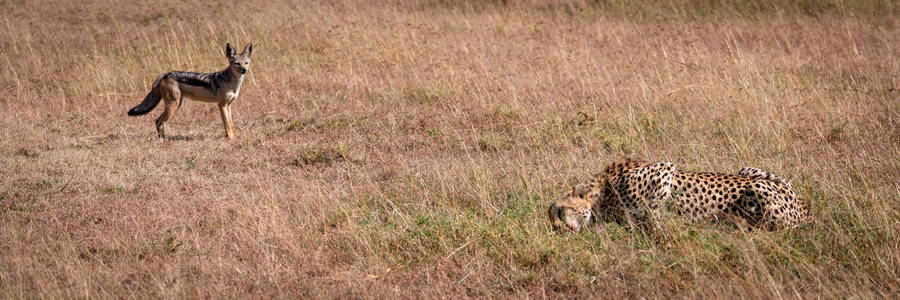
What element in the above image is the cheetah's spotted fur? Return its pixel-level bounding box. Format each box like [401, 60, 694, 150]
[548, 158, 811, 232]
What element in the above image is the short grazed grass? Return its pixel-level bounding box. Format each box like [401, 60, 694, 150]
[0, 0, 898, 298]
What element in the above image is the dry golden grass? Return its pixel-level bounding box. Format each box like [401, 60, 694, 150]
[1, 0, 898, 298]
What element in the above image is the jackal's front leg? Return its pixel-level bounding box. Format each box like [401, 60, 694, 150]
[218, 104, 234, 139]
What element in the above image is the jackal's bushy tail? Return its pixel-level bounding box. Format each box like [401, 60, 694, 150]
[127, 76, 163, 116]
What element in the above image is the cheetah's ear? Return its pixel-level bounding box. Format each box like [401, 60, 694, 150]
[572, 183, 588, 198]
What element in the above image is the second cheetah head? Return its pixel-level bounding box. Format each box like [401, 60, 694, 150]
[548, 183, 594, 232]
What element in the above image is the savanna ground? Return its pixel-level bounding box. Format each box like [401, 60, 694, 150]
[1, 0, 899, 298]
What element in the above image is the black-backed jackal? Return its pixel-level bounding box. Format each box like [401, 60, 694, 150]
[128, 43, 253, 139]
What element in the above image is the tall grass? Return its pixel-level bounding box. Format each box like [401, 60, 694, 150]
[0, 0, 898, 298]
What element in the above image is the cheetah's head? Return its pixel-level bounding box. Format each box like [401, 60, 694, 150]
[548, 183, 593, 232]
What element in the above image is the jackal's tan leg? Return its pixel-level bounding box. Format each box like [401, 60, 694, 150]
[218, 104, 234, 139]
[155, 81, 180, 138]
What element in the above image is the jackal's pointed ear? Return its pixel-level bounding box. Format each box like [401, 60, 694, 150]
[242, 43, 253, 57]
[225, 43, 235, 58]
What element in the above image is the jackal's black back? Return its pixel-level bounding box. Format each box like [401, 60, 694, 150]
[165, 71, 217, 90]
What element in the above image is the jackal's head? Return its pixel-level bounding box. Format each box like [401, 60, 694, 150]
[225, 43, 253, 75]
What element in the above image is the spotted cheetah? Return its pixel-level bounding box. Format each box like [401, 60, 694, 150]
[548, 158, 811, 232]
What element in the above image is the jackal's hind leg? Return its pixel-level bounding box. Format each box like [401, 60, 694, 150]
[155, 82, 181, 138]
